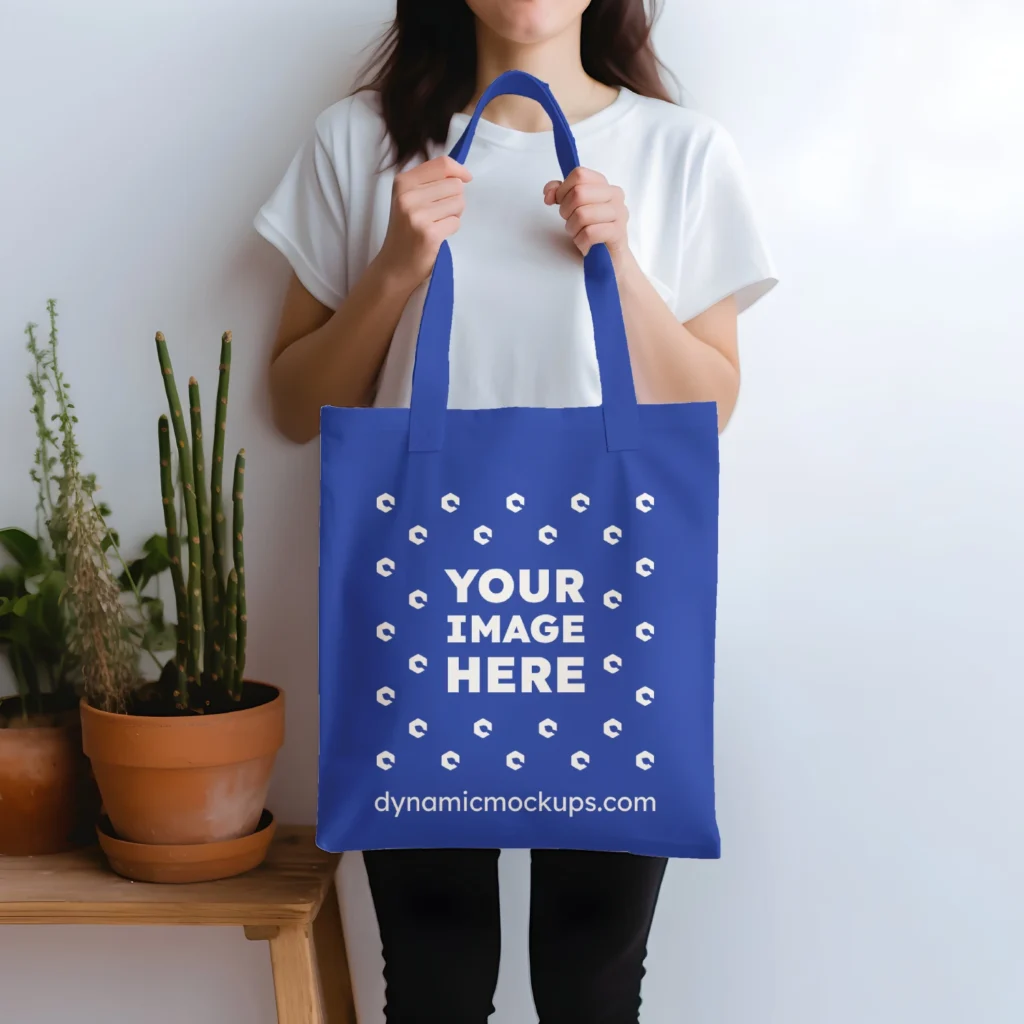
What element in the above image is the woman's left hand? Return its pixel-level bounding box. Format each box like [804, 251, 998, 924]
[544, 168, 632, 267]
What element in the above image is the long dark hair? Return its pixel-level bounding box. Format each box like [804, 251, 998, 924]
[357, 0, 674, 166]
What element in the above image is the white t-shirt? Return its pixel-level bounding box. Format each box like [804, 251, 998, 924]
[255, 87, 776, 410]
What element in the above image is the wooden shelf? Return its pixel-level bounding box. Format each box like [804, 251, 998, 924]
[0, 825, 356, 1023]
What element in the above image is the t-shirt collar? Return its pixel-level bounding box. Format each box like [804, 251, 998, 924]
[447, 88, 637, 151]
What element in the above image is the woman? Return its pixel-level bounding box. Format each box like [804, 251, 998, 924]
[256, 0, 776, 1019]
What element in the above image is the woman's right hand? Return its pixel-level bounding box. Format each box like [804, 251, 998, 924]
[375, 155, 473, 287]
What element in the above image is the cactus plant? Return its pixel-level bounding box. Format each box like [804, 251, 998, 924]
[154, 330, 246, 711]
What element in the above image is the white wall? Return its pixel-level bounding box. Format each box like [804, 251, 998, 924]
[1, 1, 1021, 1021]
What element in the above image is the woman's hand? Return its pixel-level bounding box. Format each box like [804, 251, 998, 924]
[376, 156, 473, 287]
[544, 167, 632, 267]
[545, 166, 740, 426]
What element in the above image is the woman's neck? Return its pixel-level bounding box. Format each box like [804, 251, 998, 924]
[468, 19, 618, 130]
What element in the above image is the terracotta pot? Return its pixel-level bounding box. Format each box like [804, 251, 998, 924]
[80, 682, 284, 846]
[97, 809, 277, 883]
[0, 702, 100, 856]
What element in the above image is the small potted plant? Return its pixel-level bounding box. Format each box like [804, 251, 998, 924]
[79, 328, 284, 883]
[0, 508, 92, 855]
[0, 317, 94, 847]
[0, 310, 95, 852]
[0, 303, 158, 855]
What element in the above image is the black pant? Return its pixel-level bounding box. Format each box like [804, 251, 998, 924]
[363, 847, 668, 1023]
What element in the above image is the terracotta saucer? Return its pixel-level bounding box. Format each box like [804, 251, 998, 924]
[96, 809, 276, 883]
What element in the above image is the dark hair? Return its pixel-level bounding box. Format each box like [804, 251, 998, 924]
[357, 0, 674, 167]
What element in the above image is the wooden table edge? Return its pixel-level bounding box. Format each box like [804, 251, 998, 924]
[0, 903, 324, 927]
[0, 832, 343, 929]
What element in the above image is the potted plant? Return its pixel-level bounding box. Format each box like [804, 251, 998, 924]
[0, 311, 95, 852]
[0, 509, 92, 856]
[0, 519, 95, 855]
[0, 303, 157, 855]
[79, 328, 284, 883]
[0, 315, 91, 853]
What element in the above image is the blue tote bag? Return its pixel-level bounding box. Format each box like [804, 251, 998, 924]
[318, 70, 721, 859]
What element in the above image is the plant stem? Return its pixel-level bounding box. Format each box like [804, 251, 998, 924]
[156, 333, 203, 703]
[232, 450, 246, 699]
[211, 332, 231, 602]
[159, 415, 189, 706]
[189, 378, 220, 683]
[26, 323, 56, 534]
[47, 299, 78, 480]
[224, 569, 238, 702]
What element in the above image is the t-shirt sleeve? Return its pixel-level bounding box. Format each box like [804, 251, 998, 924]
[674, 123, 777, 325]
[254, 122, 348, 310]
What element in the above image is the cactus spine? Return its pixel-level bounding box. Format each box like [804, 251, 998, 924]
[232, 450, 246, 700]
[156, 331, 247, 709]
[158, 415, 189, 706]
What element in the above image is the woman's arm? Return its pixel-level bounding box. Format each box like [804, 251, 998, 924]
[545, 168, 741, 432]
[268, 155, 472, 444]
[269, 262, 416, 443]
[614, 258, 739, 426]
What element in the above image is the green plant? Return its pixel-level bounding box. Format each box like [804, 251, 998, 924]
[154, 330, 246, 711]
[0, 525, 72, 718]
[1, 302, 174, 718]
[1, 312, 78, 716]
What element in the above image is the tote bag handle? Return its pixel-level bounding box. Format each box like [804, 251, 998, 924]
[408, 69, 640, 454]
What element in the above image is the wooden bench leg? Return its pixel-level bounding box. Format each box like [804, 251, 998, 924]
[312, 880, 357, 1024]
[267, 924, 324, 1024]
[242, 879, 354, 1024]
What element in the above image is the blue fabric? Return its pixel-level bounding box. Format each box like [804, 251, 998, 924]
[318, 71, 721, 858]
